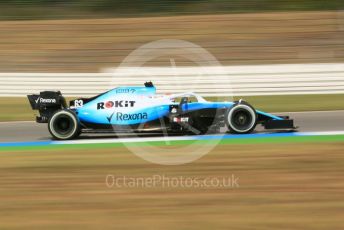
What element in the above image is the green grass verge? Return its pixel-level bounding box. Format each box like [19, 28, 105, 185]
[1, 94, 344, 122]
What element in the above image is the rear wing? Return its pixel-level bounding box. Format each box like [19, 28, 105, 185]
[27, 91, 67, 123]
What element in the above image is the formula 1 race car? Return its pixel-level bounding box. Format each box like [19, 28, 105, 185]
[27, 82, 296, 140]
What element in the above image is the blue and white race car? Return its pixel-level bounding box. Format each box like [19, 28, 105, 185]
[28, 82, 296, 140]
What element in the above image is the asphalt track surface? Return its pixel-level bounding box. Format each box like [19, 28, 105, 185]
[0, 110, 344, 143]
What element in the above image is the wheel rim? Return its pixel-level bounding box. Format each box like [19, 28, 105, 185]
[49, 111, 79, 139]
[232, 109, 252, 130]
[53, 114, 75, 135]
[227, 104, 256, 133]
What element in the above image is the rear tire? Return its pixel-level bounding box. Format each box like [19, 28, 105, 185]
[48, 110, 81, 140]
[225, 101, 257, 134]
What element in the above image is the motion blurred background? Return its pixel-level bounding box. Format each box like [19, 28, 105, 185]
[0, 0, 343, 72]
[1, 0, 344, 120]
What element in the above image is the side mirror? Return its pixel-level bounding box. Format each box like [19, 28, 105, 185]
[179, 97, 188, 113]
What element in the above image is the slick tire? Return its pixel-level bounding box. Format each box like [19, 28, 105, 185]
[225, 101, 257, 134]
[48, 110, 81, 140]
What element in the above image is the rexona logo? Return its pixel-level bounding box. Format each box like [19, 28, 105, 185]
[107, 112, 148, 122]
[35, 97, 57, 104]
[97, 100, 136, 110]
[117, 112, 148, 121]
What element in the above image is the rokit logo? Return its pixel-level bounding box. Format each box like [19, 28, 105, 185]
[35, 97, 56, 104]
[97, 100, 136, 110]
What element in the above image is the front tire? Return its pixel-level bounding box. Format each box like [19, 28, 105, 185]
[225, 101, 257, 134]
[48, 110, 81, 140]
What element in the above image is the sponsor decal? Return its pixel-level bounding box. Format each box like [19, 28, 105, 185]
[35, 97, 57, 104]
[97, 100, 136, 110]
[106, 112, 148, 122]
[116, 88, 136, 94]
[173, 117, 189, 123]
[107, 112, 115, 122]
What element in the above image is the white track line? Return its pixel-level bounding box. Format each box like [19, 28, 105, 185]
[297, 131, 344, 136]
